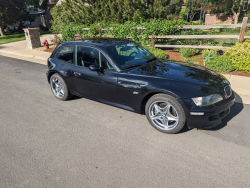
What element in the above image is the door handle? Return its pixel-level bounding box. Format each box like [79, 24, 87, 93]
[74, 72, 81, 77]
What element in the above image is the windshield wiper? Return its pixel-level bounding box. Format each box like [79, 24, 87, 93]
[146, 57, 157, 63]
[123, 64, 143, 70]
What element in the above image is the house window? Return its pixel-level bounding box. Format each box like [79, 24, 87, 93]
[24, 21, 31, 25]
[243, 1, 249, 11]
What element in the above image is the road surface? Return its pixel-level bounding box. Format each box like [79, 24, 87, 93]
[0, 55, 250, 187]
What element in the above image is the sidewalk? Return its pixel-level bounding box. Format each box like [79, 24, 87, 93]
[0, 34, 55, 62]
[223, 74, 250, 104]
[0, 38, 250, 104]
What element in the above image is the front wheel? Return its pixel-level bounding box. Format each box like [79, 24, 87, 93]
[145, 94, 186, 134]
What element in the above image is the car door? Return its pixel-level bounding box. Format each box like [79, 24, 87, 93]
[72, 45, 118, 102]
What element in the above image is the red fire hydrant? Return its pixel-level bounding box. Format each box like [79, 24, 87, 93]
[42, 40, 49, 50]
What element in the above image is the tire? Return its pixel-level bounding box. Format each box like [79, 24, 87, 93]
[145, 93, 186, 134]
[50, 73, 72, 101]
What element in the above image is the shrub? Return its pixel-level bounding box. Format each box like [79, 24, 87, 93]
[191, 21, 201, 25]
[179, 8, 187, 20]
[220, 27, 240, 33]
[51, 34, 62, 46]
[144, 46, 168, 59]
[224, 40, 250, 72]
[180, 48, 199, 58]
[202, 49, 218, 65]
[57, 20, 188, 45]
[206, 56, 234, 72]
[240, 12, 250, 23]
[184, 57, 197, 63]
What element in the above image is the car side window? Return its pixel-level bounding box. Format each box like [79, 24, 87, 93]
[76, 46, 99, 67]
[100, 53, 114, 70]
[54, 46, 74, 64]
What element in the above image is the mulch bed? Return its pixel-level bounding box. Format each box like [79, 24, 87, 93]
[45, 47, 56, 53]
[165, 50, 184, 61]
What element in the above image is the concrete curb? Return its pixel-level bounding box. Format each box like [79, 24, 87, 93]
[0, 50, 48, 61]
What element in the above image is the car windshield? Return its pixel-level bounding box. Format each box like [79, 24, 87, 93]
[105, 42, 156, 70]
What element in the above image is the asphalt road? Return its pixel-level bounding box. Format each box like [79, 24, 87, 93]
[0, 55, 250, 188]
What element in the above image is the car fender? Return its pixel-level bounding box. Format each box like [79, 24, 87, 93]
[138, 89, 189, 115]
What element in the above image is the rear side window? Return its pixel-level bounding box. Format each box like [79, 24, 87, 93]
[54, 46, 74, 64]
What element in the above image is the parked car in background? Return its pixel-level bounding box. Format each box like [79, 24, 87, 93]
[46, 38, 235, 133]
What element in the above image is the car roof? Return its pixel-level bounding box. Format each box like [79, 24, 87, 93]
[60, 38, 133, 48]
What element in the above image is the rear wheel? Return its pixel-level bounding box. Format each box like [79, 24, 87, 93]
[50, 73, 72, 101]
[145, 94, 186, 134]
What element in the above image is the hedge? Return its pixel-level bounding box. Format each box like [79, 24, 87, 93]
[53, 20, 190, 45]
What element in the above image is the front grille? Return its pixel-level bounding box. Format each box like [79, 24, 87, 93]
[224, 85, 232, 99]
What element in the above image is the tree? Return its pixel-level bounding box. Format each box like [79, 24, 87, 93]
[146, 0, 182, 19]
[231, 0, 244, 24]
[186, 0, 208, 21]
[0, 0, 39, 36]
[17, 10, 36, 31]
[209, 0, 245, 24]
[50, 0, 183, 32]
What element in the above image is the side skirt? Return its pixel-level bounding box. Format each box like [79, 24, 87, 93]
[71, 91, 139, 113]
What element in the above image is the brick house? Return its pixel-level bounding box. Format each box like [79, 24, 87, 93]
[195, 1, 250, 24]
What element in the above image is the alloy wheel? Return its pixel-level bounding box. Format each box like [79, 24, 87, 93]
[149, 100, 179, 131]
[51, 78, 65, 99]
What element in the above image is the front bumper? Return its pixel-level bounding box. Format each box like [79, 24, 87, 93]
[182, 92, 235, 129]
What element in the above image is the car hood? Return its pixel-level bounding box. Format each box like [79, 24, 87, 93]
[125, 59, 227, 89]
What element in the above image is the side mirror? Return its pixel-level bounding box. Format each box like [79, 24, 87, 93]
[89, 64, 100, 71]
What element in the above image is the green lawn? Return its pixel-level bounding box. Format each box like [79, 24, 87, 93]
[39, 30, 52, 35]
[0, 33, 25, 45]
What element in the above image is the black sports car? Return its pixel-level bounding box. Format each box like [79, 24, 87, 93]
[46, 38, 235, 133]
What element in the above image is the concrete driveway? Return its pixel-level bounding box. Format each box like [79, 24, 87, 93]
[0, 55, 250, 187]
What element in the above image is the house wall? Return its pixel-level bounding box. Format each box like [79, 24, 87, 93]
[30, 15, 43, 27]
[205, 14, 234, 24]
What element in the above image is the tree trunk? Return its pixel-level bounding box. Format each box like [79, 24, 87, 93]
[232, 0, 243, 24]
[234, 13, 239, 24]
[0, 22, 5, 36]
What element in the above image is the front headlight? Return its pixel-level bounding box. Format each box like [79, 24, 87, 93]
[192, 94, 223, 107]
